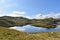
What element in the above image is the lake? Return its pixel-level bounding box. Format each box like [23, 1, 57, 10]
[9, 25, 60, 33]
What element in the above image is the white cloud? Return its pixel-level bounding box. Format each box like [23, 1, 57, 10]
[0, 14, 4, 17]
[12, 11, 26, 15]
[0, 3, 17, 10]
[1, 11, 60, 19]
[34, 12, 60, 19]
[35, 13, 45, 19]
[6, 11, 32, 19]
[22, 16, 32, 19]
[0, 0, 5, 3]
[0, 11, 32, 19]
[6, 11, 26, 17]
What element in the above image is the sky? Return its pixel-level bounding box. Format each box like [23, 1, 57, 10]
[0, 0, 60, 19]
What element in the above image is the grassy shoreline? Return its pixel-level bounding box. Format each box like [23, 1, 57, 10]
[0, 27, 60, 40]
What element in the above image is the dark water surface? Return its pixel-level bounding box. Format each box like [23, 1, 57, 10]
[9, 25, 60, 32]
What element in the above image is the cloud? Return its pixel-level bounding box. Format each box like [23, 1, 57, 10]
[6, 11, 32, 19]
[0, 11, 26, 17]
[1, 11, 60, 19]
[6, 11, 26, 17]
[0, 0, 5, 3]
[12, 11, 26, 15]
[0, 3, 17, 10]
[0, 14, 4, 17]
[34, 12, 60, 19]
[35, 13, 45, 19]
[0, 10, 32, 19]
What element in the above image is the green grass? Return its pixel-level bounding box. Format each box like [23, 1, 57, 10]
[0, 27, 60, 40]
[0, 27, 28, 40]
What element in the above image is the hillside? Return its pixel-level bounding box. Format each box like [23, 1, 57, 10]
[0, 16, 60, 28]
[0, 16, 31, 27]
[0, 27, 28, 40]
[31, 18, 56, 28]
[0, 27, 60, 40]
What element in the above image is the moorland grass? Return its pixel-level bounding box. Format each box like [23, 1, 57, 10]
[0, 27, 60, 40]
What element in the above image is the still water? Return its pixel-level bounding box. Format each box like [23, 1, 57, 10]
[9, 25, 60, 32]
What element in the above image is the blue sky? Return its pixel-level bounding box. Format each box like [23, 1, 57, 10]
[0, 0, 60, 19]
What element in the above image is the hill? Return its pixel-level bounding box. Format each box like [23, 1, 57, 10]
[0, 16, 31, 27]
[0, 16, 60, 28]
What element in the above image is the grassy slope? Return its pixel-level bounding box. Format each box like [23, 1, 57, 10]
[0, 27, 28, 40]
[0, 27, 60, 40]
[0, 16, 31, 27]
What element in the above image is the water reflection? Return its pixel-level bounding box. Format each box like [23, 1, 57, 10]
[9, 25, 60, 32]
